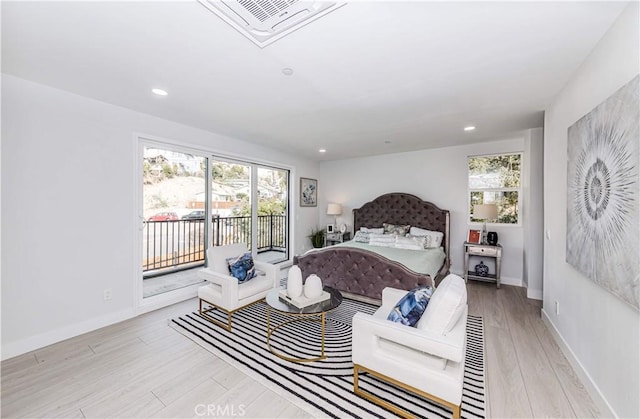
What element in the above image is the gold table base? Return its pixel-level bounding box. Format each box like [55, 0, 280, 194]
[266, 306, 326, 363]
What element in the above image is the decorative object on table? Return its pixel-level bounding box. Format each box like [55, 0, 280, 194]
[474, 261, 489, 277]
[326, 202, 342, 230]
[277, 288, 330, 308]
[339, 223, 347, 233]
[566, 74, 639, 310]
[300, 177, 317, 207]
[307, 227, 325, 248]
[467, 229, 481, 244]
[326, 224, 334, 233]
[304, 274, 324, 299]
[170, 299, 486, 419]
[487, 231, 498, 246]
[287, 265, 303, 298]
[473, 204, 498, 244]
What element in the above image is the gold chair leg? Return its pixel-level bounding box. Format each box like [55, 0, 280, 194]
[198, 298, 232, 332]
[453, 404, 461, 419]
[353, 364, 462, 419]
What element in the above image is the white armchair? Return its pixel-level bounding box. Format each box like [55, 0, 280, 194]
[352, 274, 468, 419]
[198, 243, 279, 331]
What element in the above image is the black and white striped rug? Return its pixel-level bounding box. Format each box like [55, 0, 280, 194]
[170, 298, 485, 418]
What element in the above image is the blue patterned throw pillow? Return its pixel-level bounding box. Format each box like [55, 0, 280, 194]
[226, 252, 256, 283]
[387, 286, 434, 327]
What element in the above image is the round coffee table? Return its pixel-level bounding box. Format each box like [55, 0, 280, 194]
[265, 286, 343, 363]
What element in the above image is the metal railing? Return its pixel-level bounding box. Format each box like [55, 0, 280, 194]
[142, 214, 287, 274]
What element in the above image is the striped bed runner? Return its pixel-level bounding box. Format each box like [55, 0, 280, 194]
[170, 298, 485, 418]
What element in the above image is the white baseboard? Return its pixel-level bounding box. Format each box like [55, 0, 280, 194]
[1, 307, 135, 361]
[541, 309, 616, 418]
[137, 283, 199, 315]
[527, 287, 543, 300]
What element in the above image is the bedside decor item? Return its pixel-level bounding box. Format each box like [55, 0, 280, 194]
[300, 177, 317, 207]
[326, 224, 334, 233]
[467, 229, 481, 244]
[304, 274, 324, 299]
[339, 223, 347, 233]
[474, 261, 489, 277]
[307, 228, 325, 248]
[327, 203, 342, 229]
[567, 74, 639, 309]
[487, 231, 498, 246]
[287, 266, 303, 298]
[473, 204, 498, 244]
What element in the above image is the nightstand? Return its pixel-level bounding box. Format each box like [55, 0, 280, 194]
[464, 242, 502, 288]
[325, 231, 351, 247]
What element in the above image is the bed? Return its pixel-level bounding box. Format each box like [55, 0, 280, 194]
[293, 192, 451, 302]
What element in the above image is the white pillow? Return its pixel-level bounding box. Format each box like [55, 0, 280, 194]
[409, 227, 444, 248]
[368, 233, 396, 247]
[360, 227, 384, 234]
[417, 274, 467, 334]
[395, 235, 426, 251]
[353, 230, 370, 243]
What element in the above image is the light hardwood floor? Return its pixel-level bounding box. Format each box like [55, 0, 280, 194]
[1, 282, 599, 418]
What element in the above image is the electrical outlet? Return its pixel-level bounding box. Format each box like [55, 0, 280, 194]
[103, 289, 113, 301]
[555, 300, 560, 315]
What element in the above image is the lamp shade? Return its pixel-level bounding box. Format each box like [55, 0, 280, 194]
[327, 203, 343, 216]
[473, 204, 498, 221]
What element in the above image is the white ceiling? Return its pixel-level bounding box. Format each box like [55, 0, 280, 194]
[2, 1, 629, 161]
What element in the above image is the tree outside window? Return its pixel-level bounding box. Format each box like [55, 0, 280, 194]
[468, 153, 521, 224]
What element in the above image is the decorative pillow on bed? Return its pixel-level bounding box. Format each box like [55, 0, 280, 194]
[394, 235, 426, 250]
[408, 227, 444, 248]
[387, 286, 434, 327]
[383, 223, 411, 236]
[225, 252, 256, 283]
[368, 233, 396, 247]
[353, 231, 371, 243]
[360, 227, 384, 234]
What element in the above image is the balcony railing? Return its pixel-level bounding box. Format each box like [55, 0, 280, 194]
[142, 214, 287, 274]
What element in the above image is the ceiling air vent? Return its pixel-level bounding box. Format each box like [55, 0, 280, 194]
[198, 0, 346, 47]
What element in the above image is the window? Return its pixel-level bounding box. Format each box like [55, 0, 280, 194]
[468, 153, 522, 224]
[210, 157, 290, 264]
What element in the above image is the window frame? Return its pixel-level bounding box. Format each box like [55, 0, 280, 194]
[467, 152, 523, 227]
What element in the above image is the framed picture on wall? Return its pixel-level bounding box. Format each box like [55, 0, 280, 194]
[300, 177, 317, 207]
[467, 229, 481, 244]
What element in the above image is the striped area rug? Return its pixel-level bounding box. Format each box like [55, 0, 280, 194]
[170, 298, 485, 419]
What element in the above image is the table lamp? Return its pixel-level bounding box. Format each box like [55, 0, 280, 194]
[473, 204, 498, 244]
[327, 203, 342, 232]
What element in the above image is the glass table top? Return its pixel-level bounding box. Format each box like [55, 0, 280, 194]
[265, 286, 343, 315]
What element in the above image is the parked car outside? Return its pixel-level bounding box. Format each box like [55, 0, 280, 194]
[182, 210, 205, 220]
[148, 212, 179, 221]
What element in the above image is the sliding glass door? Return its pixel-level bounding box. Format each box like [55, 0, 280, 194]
[141, 145, 208, 299]
[210, 157, 289, 264]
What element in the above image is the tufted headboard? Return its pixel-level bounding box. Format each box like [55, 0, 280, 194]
[353, 192, 451, 270]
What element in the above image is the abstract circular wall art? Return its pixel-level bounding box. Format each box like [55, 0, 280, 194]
[567, 74, 639, 309]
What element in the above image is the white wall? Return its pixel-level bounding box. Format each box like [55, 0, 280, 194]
[1, 75, 319, 359]
[523, 128, 544, 299]
[319, 132, 544, 291]
[543, 3, 639, 417]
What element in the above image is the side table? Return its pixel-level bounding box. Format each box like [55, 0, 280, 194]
[463, 242, 502, 288]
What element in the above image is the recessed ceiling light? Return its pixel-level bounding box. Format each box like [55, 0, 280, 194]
[464, 126, 476, 131]
[318, 149, 326, 153]
[282, 68, 294, 76]
[152, 88, 168, 96]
